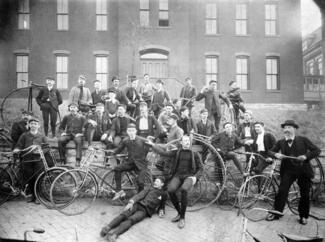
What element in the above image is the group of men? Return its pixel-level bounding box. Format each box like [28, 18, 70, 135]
[9, 74, 321, 242]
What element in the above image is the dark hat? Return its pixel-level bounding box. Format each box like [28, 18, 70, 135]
[223, 122, 235, 128]
[168, 113, 179, 120]
[68, 103, 78, 108]
[93, 79, 100, 83]
[129, 76, 137, 82]
[281, 120, 299, 129]
[95, 102, 104, 107]
[200, 108, 208, 114]
[156, 79, 164, 85]
[107, 87, 116, 93]
[127, 123, 136, 129]
[22, 110, 33, 115]
[229, 81, 236, 86]
[78, 75, 86, 80]
[209, 80, 217, 85]
[28, 116, 40, 123]
[45, 77, 55, 82]
[254, 121, 264, 126]
[139, 101, 148, 107]
[111, 76, 119, 82]
[165, 102, 173, 107]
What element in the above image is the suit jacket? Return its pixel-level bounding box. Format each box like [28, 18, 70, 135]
[151, 90, 170, 112]
[11, 120, 29, 146]
[237, 122, 256, 140]
[91, 90, 106, 105]
[177, 117, 197, 134]
[211, 131, 243, 153]
[269, 136, 321, 177]
[85, 112, 110, 135]
[124, 87, 141, 104]
[69, 86, 92, 105]
[111, 87, 130, 105]
[252, 132, 276, 155]
[196, 89, 230, 116]
[180, 85, 197, 108]
[196, 119, 216, 137]
[135, 115, 162, 137]
[109, 116, 132, 137]
[113, 136, 150, 170]
[131, 186, 166, 217]
[152, 145, 203, 179]
[36, 87, 62, 110]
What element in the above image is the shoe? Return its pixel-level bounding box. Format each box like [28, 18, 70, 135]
[112, 190, 126, 201]
[299, 217, 308, 225]
[171, 214, 181, 223]
[106, 233, 117, 242]
[158, 209, 165, 218]
[100, 226, 111, 237]
[34, 199, 40, 205]
[27, 196, 36, 203]
[178, 219, 185, 229]
[265, 213, 280, 221]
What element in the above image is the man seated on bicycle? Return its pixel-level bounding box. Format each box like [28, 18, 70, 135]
[147, 135, 203, 229]
[11, 110, 33, 148]
[13, 116, 47, 204]
[245, 121, 276, 174]
[58, 103, 86, 166]
[109, 123, 151, 200]
[100, 176, 166, 242]
[211, 122, 248, 175]
[84, 102, 110, 148]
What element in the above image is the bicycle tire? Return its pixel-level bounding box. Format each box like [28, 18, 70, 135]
[188, 175, 206, 207]
[0, 167, 14, 205]
[34, 167, 68, 209]
[238, 175, 276, 222]
[99, 169, 138, 206]
[50, 169, 98, 216]
[0, 132, 13, 152]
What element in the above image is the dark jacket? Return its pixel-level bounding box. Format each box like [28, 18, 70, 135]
[111, 87, 130, 105]
[252, 132, 276, 156]
[109, 116, 132, 137]
[196, 119, 216, 137]
[91, 90, 106, 105]
[227, 87, 243, 105]
[180, 85, 197, 108]
[131, 186, 166, 217]
[85, 112, 110, 135]
[113, 136, 150, 170]
[151, 90, 170, 112]
[211, 131, 243, 153]
[59, 114, 86, 135]
[124, 87, 141, 104]
[152, 145, 203, 179]
[177, 117, 197, 135]
[36, 87, 63, 110]
[135, 114, 162, 137]
[237, 122, 256, 140]
[11, 120, 28, 146]
[195, 89, 230, 116]
[268, 136, 321, 178]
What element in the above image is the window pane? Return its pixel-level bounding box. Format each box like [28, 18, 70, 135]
[159, 11, 168, 20]
[159, 0, 168, 10]
[140, 0, 149, 10]
[96, 15, 107, 30]
[96, 0, 107, 14]
[140, 11, 149, 27]
[57, 0, 68, 13]
[236, 4, 246, 19]
[206, 4, 217, 18]
[18, 0, 29, 13]
[58, 15, 68, 30]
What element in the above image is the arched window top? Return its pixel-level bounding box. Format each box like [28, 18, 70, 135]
[141, 52, 168, 59]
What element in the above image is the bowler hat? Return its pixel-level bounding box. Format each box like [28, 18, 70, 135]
[68, 103, 78, 108]
[223, 122, 235, 128]
[168, 113, 179, 120]
[281, 120, 299, 129]
[127, 123, 136, 129]
[200, 108, 208, 114]
[28, 116, 40, 123]
[107, 87, 116, 93]
[156, 79, 164, 85]
[209, 80, 217, 85]
[22, 110, 33, 115]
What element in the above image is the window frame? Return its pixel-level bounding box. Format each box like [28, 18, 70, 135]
[139, 0, 150, 27]
[16, 54, 29, 88]
[55, 54, 69, 90]
[266, 56, 280, 90]
[57, 0, 69, 31]
[18, 0, 30, 30]
[235, 3, 248, 36]
[236, 55, 250, 90]
[205, 3, 218, 35]
[158, 0, 169, 27]
[96, 0, 108, 31]
[265, 4, 278, 36]
[205, 55, 219, 86]
[95, 55, 109, 90]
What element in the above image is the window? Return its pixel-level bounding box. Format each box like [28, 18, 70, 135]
[16, 55, 29, 88]
[236, 56, 249, 90]
[266, 57, 279, 90]
[236, 4, 247, 35]
[307, 60, 314, 75]
[56, 56, 68, 89]
[206, 3, 218, 34]
[18, 0, 30, 30]
[96, 0, 107, 31]
[265, 4, 277, 36]
[316, 56, 323, 75]
[140, 0, 149, 27]
[57, 0, 68, 30]
[206, 55, 218, 84]
[159, 0, 169, 27]
[96, 56, 109, 89]
[302, 41, 308, 52]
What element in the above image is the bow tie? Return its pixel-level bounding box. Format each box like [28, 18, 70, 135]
[243, 123, 250, 127]
[286, 139, 293, 144]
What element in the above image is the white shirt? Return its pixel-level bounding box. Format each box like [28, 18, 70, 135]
[244, 127, 251, 138]
[285, 136, 295, 147]
[256, 132, 265, 152]
[139, 117, 149, 130]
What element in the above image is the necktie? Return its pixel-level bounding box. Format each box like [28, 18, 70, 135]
[78, 86, 84, 103]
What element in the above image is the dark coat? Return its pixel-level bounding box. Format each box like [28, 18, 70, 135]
[211, 131, 243, 153]
[135, 115, 162, 137]
[195, 89, 230, 117]
[180, 85, 197, 108]
[131, 186, 166, 217]
[85, 112, 111, 135]
[237, 122, 256, 140]
[36, 87, 63, 110]
[252, 132, 276, 155]
[268, 136, 321, 178]
[177, 117, 197, 134]
[196, 119, 216, 137]
[113, 136, 150, 170]
[110, 116, 133, 137]
[151, 90, 170, 112]
[91, 90, 106, 105]
[11, 120, 29, 146]
[124, 87, 141, 104]
[227, 87, 243, 104]
[152, 145, 203, 179]
[111, 87, 130, 105]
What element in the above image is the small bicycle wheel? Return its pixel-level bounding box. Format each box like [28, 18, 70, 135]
[218, 171, 243, 210]
[34, 167, 68, 209]
[50, 169, 98, 216]
[0, 167, 14, 205]
[238, 175, 276, 222]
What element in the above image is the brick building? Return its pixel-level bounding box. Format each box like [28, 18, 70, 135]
[0, 0, 304, 104]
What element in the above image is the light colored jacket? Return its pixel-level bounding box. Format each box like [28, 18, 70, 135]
[69, 86, 92, 105]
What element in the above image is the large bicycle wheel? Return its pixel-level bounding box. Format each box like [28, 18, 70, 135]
[0, 132, 13, 152]
[99, 169, 137, 206]
[0, 167, 14, 205]
[34, 167, 68, 209]
[217, 171, 243, 210]
[188, 175, 206, 207]
[238, 175, 276, 222]
[50, 169, 98, 216]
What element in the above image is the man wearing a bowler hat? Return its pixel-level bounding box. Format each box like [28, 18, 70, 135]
[11, 109, 33, 148]
[266, 120, 320, 225]
[151, 79, 171, 118]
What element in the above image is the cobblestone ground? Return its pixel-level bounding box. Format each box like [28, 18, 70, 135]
[0, 199, 324, 242]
